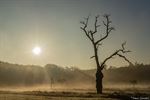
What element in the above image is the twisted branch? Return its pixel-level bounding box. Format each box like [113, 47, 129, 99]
[101, 42, 132, 70]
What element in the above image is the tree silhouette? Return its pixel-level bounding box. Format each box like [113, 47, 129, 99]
[80, 14, 132, 94]
[130, 80, 138, 90]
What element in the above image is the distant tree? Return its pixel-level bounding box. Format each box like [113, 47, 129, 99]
[50, 77, 54, 89]
[130, 80, 138, 89]
[80, 14, 132, 94]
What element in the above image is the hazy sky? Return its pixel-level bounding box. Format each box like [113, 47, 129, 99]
[0, 0, 150, 69]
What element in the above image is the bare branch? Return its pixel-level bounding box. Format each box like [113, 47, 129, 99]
[122, 41, 126, 50]
[117, 53, 133, 65]
[90, 56, 95, 59]
[108, 27, 115, 33]
[92, 15, 100, 35]
[84, 16, 89, 25]
[103, 14, 110, 18]
[103, 21, 107, 26]
[80, 16, 94, 42]
[95, 14, 114, 45]
[101, 51, 118, 69]
[80, 27, 93, 42]
[80, 21, 86, 26]
[100, 42, 132, 70]
[121, 41, 131, 53]
[96, 43, 102, 50]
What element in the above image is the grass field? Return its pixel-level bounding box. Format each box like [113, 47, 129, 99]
[0, 88, 149, 100]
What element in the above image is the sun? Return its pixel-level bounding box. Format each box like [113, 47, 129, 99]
[32, 46, 41, 55]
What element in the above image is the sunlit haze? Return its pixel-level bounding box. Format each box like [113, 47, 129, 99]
[0, 0, 150, 69]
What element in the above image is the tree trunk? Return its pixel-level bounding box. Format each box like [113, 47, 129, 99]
[93, 44, 104, 94]
[96, 68, 103, 94]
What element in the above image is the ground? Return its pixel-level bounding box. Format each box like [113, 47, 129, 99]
[0, 89, 149, 100]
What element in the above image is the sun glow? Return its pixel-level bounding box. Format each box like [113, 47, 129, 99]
[32, 46, 41, 55]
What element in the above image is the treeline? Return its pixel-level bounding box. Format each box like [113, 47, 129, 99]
[103, 63, 150, 84]
[0, 61, 94, 86]
[0, 61, 150, 86]
[84, 63, 150, 84]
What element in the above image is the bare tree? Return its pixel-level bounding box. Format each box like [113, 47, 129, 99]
[130, 80, 138, 90]
[80, 14, 132, 94]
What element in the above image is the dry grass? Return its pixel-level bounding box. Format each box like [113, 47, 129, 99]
[0, 88, 149, 100]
